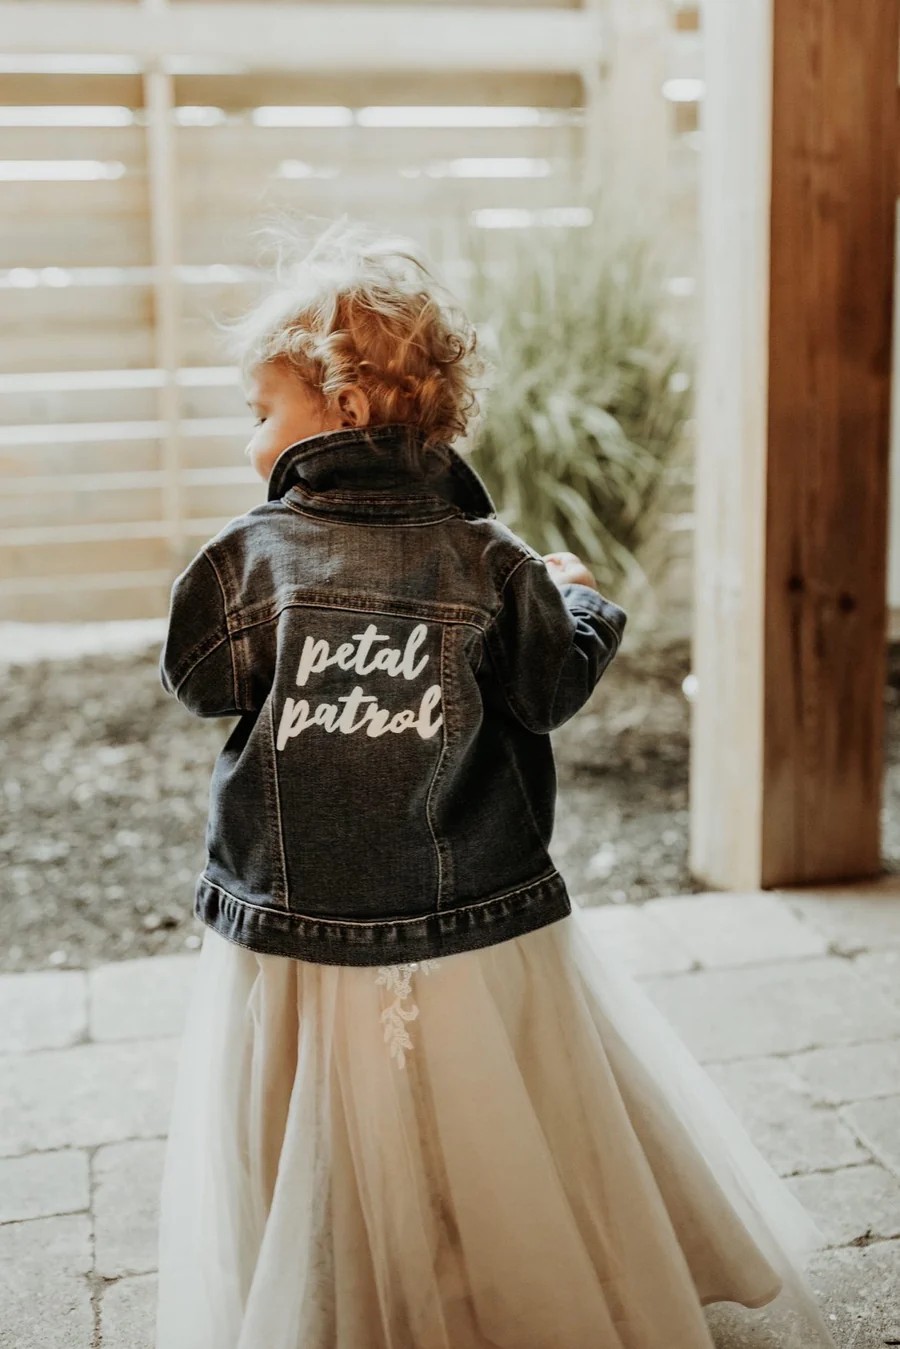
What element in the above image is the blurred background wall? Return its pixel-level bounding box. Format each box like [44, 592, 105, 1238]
[0, 0, 702, 626]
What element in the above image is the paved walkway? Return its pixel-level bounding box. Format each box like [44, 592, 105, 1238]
[2, 882, 900, 1348]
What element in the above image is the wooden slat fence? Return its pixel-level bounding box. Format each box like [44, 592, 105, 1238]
[0, 0, 701, 622]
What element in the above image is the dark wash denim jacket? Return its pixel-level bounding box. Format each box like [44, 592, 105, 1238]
[159, 421, 626, 967]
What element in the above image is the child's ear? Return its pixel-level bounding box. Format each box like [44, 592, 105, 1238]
[338, 384, 370, 427]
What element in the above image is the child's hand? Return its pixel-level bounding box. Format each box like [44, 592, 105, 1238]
[542, 551, 599, 591]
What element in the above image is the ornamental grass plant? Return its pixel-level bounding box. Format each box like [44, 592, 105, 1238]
[460, 210, 694, 624]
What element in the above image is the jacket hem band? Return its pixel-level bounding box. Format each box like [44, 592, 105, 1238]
[193, 870, 572, 968]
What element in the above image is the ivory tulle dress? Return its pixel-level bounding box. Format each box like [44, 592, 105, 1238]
[154, 898, 838, 1349]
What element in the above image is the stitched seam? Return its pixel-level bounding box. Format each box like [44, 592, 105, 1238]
[283, 498, 459, 528]
[482, 556, 552, 729]
[499, 719, 554, 858]
[482, 633, 546, 733]
[472, 627, 485, 677]
[267, 424, 420, 496]
[267, 698, 289, 905]
[197, 868, 561, 926]
[203, 549, 238, 708]
[170, 633, 230, 694]
[542, 638, 569, 730]
[591, 614, 622, 648]
[290, 482, 453, 507]
[564, 589, 623, 649]
[424, 624, 448, 908]
[486, 558, 614, 730]
[228, 599, 488, 639]
[446, 452, 494, 515]
[486, 553, 537, 638]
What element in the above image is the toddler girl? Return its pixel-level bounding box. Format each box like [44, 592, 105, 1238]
[155, 215, 838, 1349]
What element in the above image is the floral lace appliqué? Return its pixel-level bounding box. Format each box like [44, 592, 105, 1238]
[375, 959, 442, 1069]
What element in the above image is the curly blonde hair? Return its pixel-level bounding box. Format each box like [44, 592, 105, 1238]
[225, 212, 491, 450]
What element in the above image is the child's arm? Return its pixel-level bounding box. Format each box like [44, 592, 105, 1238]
[158, 545, 244, 719]
[483, 549, 626, 734]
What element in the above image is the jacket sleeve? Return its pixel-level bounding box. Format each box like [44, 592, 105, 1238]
[483, 555, 626, 734]
[159, 546, 242, 719]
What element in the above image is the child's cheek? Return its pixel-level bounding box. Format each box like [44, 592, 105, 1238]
[247, 434, 274, 481]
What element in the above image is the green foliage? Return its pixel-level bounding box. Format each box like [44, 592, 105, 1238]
[461, 213, 693, 607]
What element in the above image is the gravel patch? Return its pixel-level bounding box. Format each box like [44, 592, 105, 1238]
[3, 633, 898, 973]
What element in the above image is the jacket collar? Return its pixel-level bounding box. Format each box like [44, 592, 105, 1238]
[266, 421, 496, 520]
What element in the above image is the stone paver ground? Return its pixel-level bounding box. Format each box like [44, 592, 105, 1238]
[3, 882, 900, 1348]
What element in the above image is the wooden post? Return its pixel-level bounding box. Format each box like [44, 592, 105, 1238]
[582, 0, 669, 223]
[142, 0, 184, 569]
[691, 0, 899, 888]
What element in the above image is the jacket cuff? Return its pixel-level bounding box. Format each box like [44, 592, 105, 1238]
[559, 583, 627, 649]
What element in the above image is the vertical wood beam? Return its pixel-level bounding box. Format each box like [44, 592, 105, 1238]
[142, 0, 184, 568]
[690, 0, 772, 890]
[690, 0, 898, 889]
[580, 0, 607, 201]
[582, 0, 669, 222]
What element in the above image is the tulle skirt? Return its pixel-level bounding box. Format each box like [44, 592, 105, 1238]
[155, 900, 838, 1349]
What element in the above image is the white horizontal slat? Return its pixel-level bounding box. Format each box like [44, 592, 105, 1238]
[0, 174, 147, 216]
[0, 220, 152, 268]
[0, 479, 260, 527]
[0, 160, 585, 272]
[177, 215, 394, 268]
[0, 466, 255, 493]
[0, 488, 170, 529]
[175, 122, 581, 168]
[0, 380, 165, 426]
[0, 528, 183, 588]
[0, 124, 583, 177]
[0, 378, 245, 426]
[0, 284, 153, 328]
[0, 570, 171, 597]
[0, 535, 175, 591]
[0, 521, 181, 548]
[174, 0, 582, 8]
[180, 211, 579, 269]
[0, 125, 145, 161]
[0, 578, 174, 624]
[0, 329, 156, 372]
[0, 365, 236, 391]
[2, 193, 575, 269]
[0, 515, 234, 550]
[5, 240, 585, 331]
[0, 386, 158, 427]
[1, 5, 603, 74]
[178, 166, 581, 213]
[0, 417, 247, 447]
[0, 435, 246, 478]
[0, 419, 162, 448]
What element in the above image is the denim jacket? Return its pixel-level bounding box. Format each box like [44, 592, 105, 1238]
[159, 421, 626, 967]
